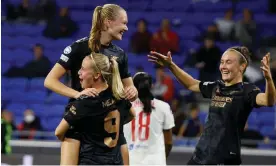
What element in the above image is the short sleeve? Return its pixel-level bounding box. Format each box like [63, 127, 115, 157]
[63, 100, 87, 126]
[119, 52, 131, 79]
[199, 81, 217, 98]
[163, 104, 175, 130]
[245, 84, 261, 108]
[57, 43, 78, 70]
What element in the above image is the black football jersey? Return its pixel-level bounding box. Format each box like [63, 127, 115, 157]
[63, 88, 131, 164]
[57, 37, 131, 100]
[192, 80, 261, 164]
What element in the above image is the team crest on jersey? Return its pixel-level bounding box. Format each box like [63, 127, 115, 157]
[102, 99, 115, 108]
[63, 46, 72, 54]
[69, 105, 76, 115]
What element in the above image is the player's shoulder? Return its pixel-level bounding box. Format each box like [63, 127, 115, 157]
[75, 95, 100, 106]
[64, 37, 89, 52]
[243, 82, 261, 92]
[153, 98, 170, 110]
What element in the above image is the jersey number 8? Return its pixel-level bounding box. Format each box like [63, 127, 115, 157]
[104, 110, 120, 148]
[131, 111, 151, 142]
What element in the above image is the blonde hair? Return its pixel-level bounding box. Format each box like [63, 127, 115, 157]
[89, 4, 124, 52]
[88, 53, 124, 100]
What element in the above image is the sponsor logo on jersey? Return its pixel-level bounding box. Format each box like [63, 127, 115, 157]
[60, 54, 69, 62]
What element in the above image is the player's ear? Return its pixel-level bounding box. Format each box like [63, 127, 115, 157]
[94, 73, 101, 80]
[104, 18, 111, 29]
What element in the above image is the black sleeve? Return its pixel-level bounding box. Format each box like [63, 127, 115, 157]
[63, 100, 88, 126]
[245, 84, 261, 108]
[199, 81, 218, 98]
[119, 52, 131, 79]
[57, 42, 79, 70]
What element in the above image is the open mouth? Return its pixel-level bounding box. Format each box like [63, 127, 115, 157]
[119, 31, 124, 35]
[79, 78, 83, 83]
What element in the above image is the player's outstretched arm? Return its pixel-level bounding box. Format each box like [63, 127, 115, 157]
[148, 51, 200, 92]
[44, 64, 99, 99]
[256, 53, 276, 106]
[55, 119, 70, 141]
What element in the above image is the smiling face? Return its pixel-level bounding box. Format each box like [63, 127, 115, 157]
[219, 50, 247, 85]
[106, 10, 128, 40]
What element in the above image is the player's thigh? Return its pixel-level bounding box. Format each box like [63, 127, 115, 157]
[60, 138, 80, 165]
[120, 144, 129, 165]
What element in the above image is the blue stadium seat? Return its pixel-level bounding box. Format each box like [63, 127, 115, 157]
[259, 112, 275, 126]
[14, 115, 24, 126]
[199, 112, 208, 124]
[178, 25, 200, 39]
[44, 104, 65, 118]
[29, 78, 46, 90]
[6, 78, 28, 90]
[6, 103, 28, 116]
[258, 142, 274, 150]
[44, 117, 62, 131]
[1, 62, 11, 74]
[247, 111, 260, 126]
[260, 126, 276, 138]
[173, 138, 188, 146]
[188, 139, 198, 147]
[47, 93, 68, 105]
[29, 104, 48, 118]
[192, 1, 232, 12]
[19, 91, 48, 104]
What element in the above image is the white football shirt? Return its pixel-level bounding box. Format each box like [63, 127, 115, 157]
[124, 98, 175, 165]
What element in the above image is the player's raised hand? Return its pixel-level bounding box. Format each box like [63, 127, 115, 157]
[260, 53, 272, 80]
[75, 88, 99, 99]
[148, 51, 173, 68]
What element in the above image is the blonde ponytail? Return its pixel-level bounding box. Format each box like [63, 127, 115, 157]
[110, 57, 125, 100]
[89, 6, 102, 52]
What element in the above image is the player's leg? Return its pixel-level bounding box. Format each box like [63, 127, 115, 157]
[60, 138, 80, 165]
[121, 144, 129, 165]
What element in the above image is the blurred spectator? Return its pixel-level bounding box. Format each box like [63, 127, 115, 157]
[172, 110, 187, 136]
[1, 110, 16, 154]
[18, 109, 43, 139]
[195, 36, 221, 81]
[176, 103, 203, 138]
[130, 19, 152, 54]
[18, 0, 31, 18]
[4, 44, 51, 78]
[32, 0, 57, 22]
[199, 24, 221, 41]
[152, 66, 174, 102]
[242, 123, 270, 148]
[6, 0, 32, 22]
[215, 9, 235, 41]
[150, 19, 180, 54]
[171, 98, 181, 113]
[235, 9, 256, 48]
[43, 7, 79, 39]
